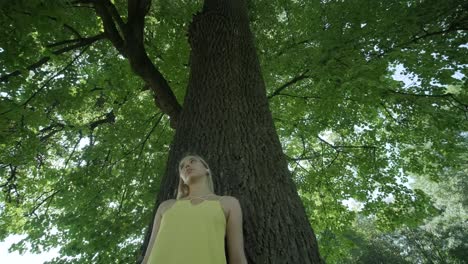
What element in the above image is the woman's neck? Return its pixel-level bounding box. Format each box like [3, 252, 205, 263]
[186, 176, 213, 197]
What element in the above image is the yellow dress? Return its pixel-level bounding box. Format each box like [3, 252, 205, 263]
[147, 196, 227, 264]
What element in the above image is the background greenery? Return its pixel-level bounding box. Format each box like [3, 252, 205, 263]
[0, 0, 466, 263]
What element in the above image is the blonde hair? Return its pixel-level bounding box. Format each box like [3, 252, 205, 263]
[176, 152, 215, 199]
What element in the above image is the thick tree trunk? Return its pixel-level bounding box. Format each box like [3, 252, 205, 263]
[138, 0, 323, 263]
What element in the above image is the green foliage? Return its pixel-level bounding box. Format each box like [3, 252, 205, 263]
[0, 0, 466, 263]
[336, 160, 468, 263]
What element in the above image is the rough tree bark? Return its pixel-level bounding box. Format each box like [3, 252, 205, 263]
[138, 0, 324, 263]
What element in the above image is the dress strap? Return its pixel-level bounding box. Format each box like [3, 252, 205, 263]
[185, 194, 227, 201]
[186, 194, 217, 201]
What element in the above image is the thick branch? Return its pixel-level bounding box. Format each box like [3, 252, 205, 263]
[102, 0, 126, 34]
[125, 0, 181, 129]
[93, 1, 127, 56]
[89, 0, 181, 129]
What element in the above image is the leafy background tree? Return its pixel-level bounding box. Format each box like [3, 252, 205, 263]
[0, 0, 466, 263]
[329, 150, 467, 264]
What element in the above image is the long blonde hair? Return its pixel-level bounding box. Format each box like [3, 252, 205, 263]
[176, 152, 215, 199]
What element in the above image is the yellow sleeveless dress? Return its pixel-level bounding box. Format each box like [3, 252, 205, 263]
[147, 196, 227, 264]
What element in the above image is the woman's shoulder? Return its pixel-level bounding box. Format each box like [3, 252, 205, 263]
[217, 195, 241, 208]
[159, 199, 177, 214]
[163, 198, 177, 206]
[219, 195, 238, 202]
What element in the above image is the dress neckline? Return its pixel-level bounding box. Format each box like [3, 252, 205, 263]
[177, 199, 220, 207]
[163, 198, 227, 222]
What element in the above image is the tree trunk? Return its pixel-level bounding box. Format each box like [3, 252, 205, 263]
[139, 0, 323, 263]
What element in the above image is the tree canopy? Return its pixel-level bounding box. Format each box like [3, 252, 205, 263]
[0, 0, 466, 263]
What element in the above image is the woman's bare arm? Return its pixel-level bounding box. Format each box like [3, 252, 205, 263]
[141, 201, 168, 264]
[226, 196, 248, 264]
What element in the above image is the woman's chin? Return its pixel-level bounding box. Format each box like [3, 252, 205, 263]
[187, 174, 201, 180]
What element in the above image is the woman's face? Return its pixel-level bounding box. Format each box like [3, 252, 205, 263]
[179, 156, 206, 183]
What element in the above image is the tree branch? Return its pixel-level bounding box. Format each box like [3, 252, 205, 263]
[385, 89, 468, 111]
[102, 0, 126, 34]
[126, 0, 181, 129]
[374, 24, 467, 58]
[317, 135, 376, 151]
[89, 110, 116, 130]
[93, 0, 127, 56]
[0, 33, 105, 83]
[26, 190, 60, 217]
[267, 69, 311, 99]
[21, 45, 91, 107]
[89, 0, 182, 129]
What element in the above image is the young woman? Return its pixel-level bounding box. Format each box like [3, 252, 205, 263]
[142, 153, 248, 264]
